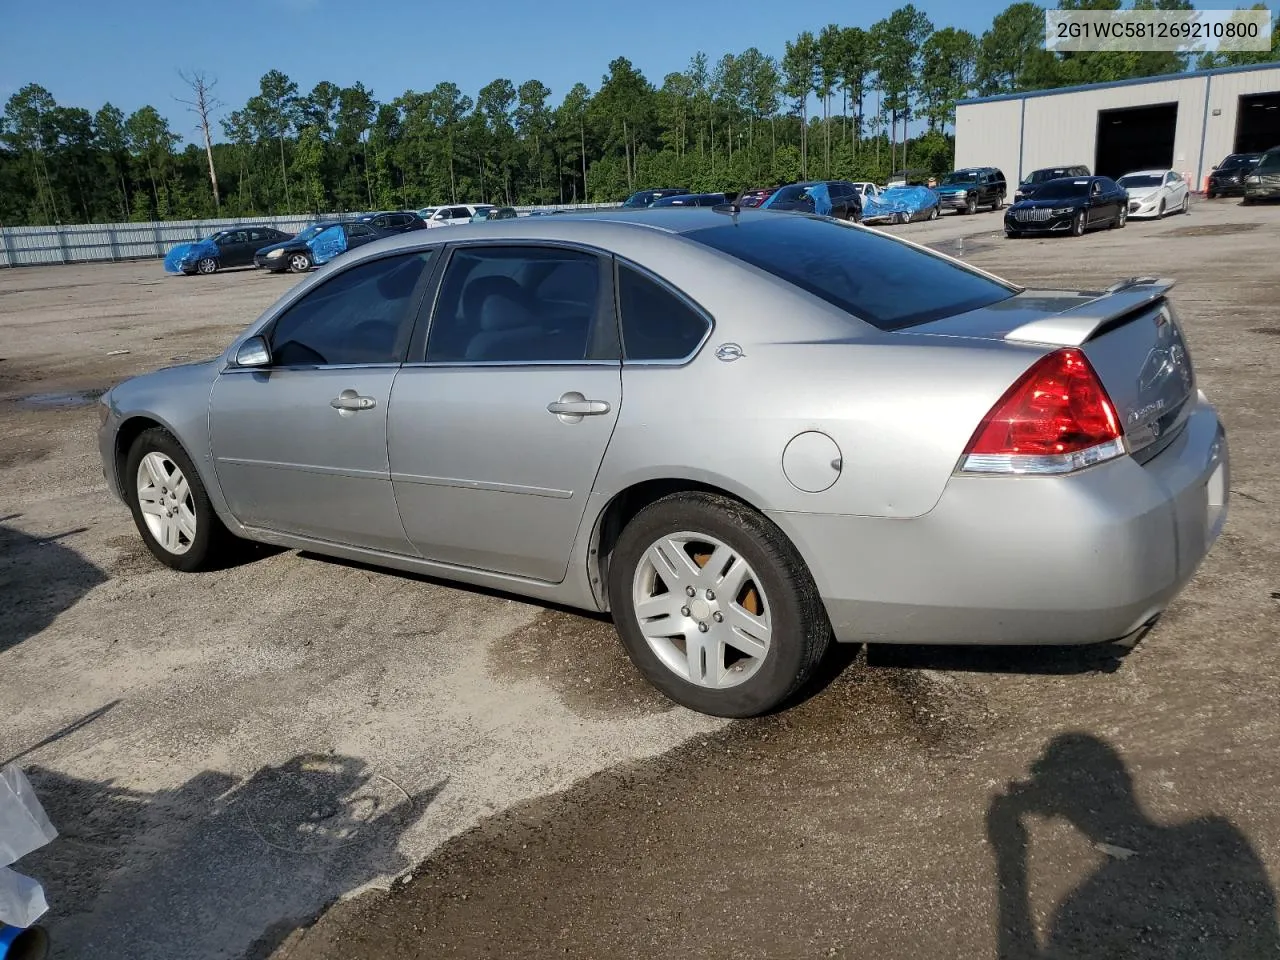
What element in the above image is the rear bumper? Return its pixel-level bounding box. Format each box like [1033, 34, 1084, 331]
[769, 395, 1228, 646]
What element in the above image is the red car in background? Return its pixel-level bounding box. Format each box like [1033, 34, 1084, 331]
[738, 186, 779, 208]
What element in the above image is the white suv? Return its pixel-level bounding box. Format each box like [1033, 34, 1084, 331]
[423, 204, 495, 227]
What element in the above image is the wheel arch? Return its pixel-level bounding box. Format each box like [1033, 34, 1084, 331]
[585, 476, 805, 613]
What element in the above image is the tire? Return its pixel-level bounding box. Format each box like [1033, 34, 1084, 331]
[1206, 191, 1216, 200]
[288, 251, 313, 273]
[1242, 196, 1254, 206]
[928, 205, 939, 220]
[1180, 193, 1189, 214]
[965, 196, 977, 215]
[1005, 229, 1020, 239]
[1157, 199, 1166, 219]
[1072, 211, 1086, 237]
[197, 257, 218, 275]
[125, 427, 236, 572]
[893, 211, 906, 225]
[607, 492, 831, 718]
[1113, 206, 1127, 229]
[991, 195, 1004, 211]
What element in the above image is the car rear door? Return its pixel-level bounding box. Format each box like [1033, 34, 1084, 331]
[209, 250, 435, 552]
[387, 242, 621, 582]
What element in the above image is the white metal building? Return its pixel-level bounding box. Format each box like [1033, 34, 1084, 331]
[955, 62, 1280, 192]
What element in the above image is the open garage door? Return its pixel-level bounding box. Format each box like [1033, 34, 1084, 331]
[1235, 92, 1280, 154]
[1095, 103, 1177, 180]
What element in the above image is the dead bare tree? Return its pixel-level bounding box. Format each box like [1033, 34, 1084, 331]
[176, 70, 224, 211]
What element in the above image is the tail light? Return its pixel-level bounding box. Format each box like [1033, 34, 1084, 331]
[959, 348, 1125, 475]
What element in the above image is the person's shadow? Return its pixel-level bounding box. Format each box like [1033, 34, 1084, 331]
[987, 733, 1280, 959]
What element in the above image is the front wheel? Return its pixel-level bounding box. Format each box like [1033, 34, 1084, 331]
[893, 211, 907, 225]
[289, 251, 313, 273]
[607, 492, 831, 718]
[197, 257, 218, 275]
[1072, 211, 1086, 237]
[125, 427, 236, 572]
[965, 196, 977, 215]
[1157, 199, 1166, 219]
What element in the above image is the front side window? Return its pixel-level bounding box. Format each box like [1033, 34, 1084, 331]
[617, 265, 710, 362]
[426, 246, 603, 363]
[268, 252, 433, 367]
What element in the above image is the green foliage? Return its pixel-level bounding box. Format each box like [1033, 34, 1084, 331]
[2, 3, 1272, 226]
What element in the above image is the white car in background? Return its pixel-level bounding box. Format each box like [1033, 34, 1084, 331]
[1117, 169, 1190, 219]
[422, 204, 495, 228]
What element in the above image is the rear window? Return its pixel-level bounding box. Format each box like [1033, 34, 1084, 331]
[686, 216, 1016, 332]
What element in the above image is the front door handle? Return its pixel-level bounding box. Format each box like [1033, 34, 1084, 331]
[547, 391, 611, 422]
[330, 390, 377, 413]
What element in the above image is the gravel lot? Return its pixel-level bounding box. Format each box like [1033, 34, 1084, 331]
[2, 200, 1278, 960]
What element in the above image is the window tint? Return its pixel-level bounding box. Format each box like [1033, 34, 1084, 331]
[346, 223, 376, 238]
[450, 207, 472, 219]
[426, 246, 602, 363]
[268, 252, 432, 367]
[686, 216, 1015, 332]
[617, 265, 710, 362]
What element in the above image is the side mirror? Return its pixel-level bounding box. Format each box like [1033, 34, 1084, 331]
[235, 336, 271, 368]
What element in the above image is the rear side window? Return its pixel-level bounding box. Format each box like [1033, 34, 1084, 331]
[617, 265, 710, 362]
[687, 216, 1016, 332]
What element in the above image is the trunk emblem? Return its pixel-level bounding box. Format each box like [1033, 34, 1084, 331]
[715, 343, 745, 362]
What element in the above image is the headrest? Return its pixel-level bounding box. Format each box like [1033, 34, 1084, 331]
[463, 275, 524, 320]
[479, 291, 537, 332]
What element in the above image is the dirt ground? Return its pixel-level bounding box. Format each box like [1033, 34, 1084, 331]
[1, 202, 1278, 960]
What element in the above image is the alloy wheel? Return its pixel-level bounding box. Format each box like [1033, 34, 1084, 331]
[631, 531, 772, 689]
[290, 253, 312, 272]
[197, 258, 217, 274]
[136, 452, 197, 555]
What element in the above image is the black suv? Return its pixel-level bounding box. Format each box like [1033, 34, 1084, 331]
[936, 167, 1007, 214]
[762, 180, 863, 221]
[1207, 153, 1262, 198]
[1014, 165, 1091, 203]
[357, 210, 428, 233]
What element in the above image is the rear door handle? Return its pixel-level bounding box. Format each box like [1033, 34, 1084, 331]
[547, 392, 611, 419]
[330, 391, 377, 412]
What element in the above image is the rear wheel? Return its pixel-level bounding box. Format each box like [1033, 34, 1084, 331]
[1072, 211, 1086, 237]
[1180, 193, 1190, 214]
[197, 257, 218, 275]
[1112, 206, 1127, 229]
[125, 427, 236, 572]
[607, 492, 830, 718]
[928, 205, 939, 220]
[288, 251, 313, 273]
[991, 195, 1004, 211]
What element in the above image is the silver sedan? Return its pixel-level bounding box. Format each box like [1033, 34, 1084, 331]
[98, 209, 1229, 718]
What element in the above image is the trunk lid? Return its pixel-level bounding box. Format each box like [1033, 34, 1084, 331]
[907, 278, 1196, 460]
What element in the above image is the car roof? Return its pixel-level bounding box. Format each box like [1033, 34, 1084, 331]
[1120, 169, 1170, 176]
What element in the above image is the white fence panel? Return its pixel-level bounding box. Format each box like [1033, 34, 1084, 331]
[0, 203, 619, 268]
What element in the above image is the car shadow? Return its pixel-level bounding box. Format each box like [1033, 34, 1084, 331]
[987, 732, 1280, 958]
[17, 753, 445, 960]
[0, 519, 108, 654]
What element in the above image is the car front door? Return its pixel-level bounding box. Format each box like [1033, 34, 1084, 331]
[387, 243, 621, 582]
[209, 250, 436, 551]
[1166, 171, 1187, 208]
[1087, 180, 1107, 224]
[217, 231, 250, 267]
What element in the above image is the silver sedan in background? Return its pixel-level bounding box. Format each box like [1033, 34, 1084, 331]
[97, 210, 1229, 718]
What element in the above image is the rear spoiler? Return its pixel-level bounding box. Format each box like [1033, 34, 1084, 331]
[1004, 277, 1176, 347]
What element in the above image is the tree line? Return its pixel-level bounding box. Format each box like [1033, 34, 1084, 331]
[1, 0, 1276, 227]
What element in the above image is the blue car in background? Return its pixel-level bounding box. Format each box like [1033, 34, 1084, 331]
[651, 192, 728, 207]
[162, 226, 291, 275]
[252, 220, 387, 273]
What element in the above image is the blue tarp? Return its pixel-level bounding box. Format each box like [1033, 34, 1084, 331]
[862, 186, 940, 222]
[163, 238, 217, 274]
[307, 225, 348, 265]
